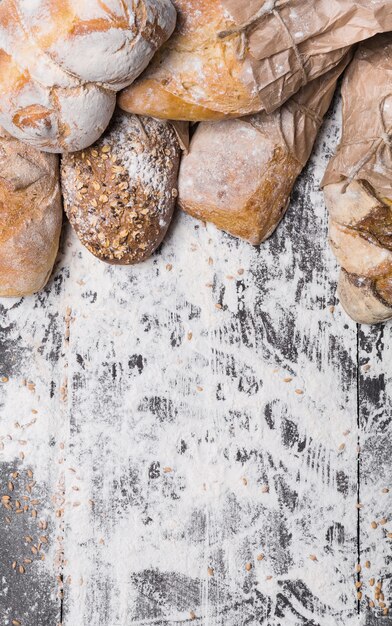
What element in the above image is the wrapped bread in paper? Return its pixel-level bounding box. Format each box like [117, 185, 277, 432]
[178, 52, 352, 245]
[119, 0, 392, 122]
[322, 35, 392, 325]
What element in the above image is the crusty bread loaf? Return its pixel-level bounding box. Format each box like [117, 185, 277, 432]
[178, 54, 351, 244]
[0, 0, 176, 153]
[119, 0, 392, 122]
[322, 36, 392, 324]
[0, 129, 62, 297]
[324, 180, 392, 324]
[61, 110, 181, 265]
[178, 119, 299, 244]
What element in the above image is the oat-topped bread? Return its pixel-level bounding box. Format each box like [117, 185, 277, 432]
[0, 0, 176, 152]
[0, 128, 62, 297]
[61, 110, 181, 265]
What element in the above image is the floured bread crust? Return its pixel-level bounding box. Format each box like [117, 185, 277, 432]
[325, 180, 392, 324]
[178, 119, 300, 245]
[0, 128, 62, 297]
[61, 110, 181, 265]
[119, 0, 261, 121]
[0, 0, 176, 152]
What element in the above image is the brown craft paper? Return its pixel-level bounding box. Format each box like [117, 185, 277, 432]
[170, 121, 190, 153]
[322, 33, 392, 199]
[247, 50, 353, 170]
[221, 0, 392, 114]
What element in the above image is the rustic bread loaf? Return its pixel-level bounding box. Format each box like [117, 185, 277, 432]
[324, 180, 392, 324]
[0, 129, 62, 297]
[178, 54, 351, 244]
[118, 0, 392, 122]
[322, 36, 392, 324]
[0, 0, 176, 153]
[61, 110, 181, 265]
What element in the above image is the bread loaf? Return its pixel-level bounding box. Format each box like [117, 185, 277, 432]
[178, 53, 351, 244]
[61, 110, 181, 265]
[0, 0, 176, 153]
[322, 35, 392, 324]
[0, 129, 62, 297]
[119, 0, 392, 122]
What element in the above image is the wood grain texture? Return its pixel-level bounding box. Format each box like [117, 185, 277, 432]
[0, 97, 390, 626]
[358, 324, 392, 623]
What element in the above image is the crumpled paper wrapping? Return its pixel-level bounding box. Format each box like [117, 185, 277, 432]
[247, 50, 353, 170]
[120, 0, 392, 121]
[321, 33, 392, 199]
[222, 0, 392, 114]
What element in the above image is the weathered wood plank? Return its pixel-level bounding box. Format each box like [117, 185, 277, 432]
[0, 258, 69, 626]
[358, 324, 392, 625]
[58, 99, 360, 625]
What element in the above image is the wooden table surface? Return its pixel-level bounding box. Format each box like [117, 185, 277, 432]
[0, 97, 391, 626]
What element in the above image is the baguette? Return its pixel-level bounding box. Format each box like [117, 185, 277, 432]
[0, 129, 62, 297]
[0, 0, 176, 152]
[322, 35, 392, 324]
[178, 53, 351, 244]
[61, 111, 181, 265]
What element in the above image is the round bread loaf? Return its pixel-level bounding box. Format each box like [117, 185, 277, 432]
[0, 129, 62, 297]
[0, 0, 176, 152]
[61, 110, 181, 264]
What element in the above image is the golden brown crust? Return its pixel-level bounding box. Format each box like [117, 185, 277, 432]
[338, 270, 392, 325]
[179, 149, 299, 245]
[178, 119, 302, 244]
[0, 129, 62, 297]
[0, 0, 176, 152]
[325, 180, 392, 324]
[61, 111, 181, 265]
[119, 0, 261, 121]
[118, 79, 227, 122]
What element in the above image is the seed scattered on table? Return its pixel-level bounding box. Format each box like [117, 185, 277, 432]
[309, 555, 318, 562]
[371, 521, 378, 529]
[245, 562, 252, 571]
[207, 567, 214, 576]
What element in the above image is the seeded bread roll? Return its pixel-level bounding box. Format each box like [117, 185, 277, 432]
[0, 128, 62, 297]
[61, 111, 181, 264]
